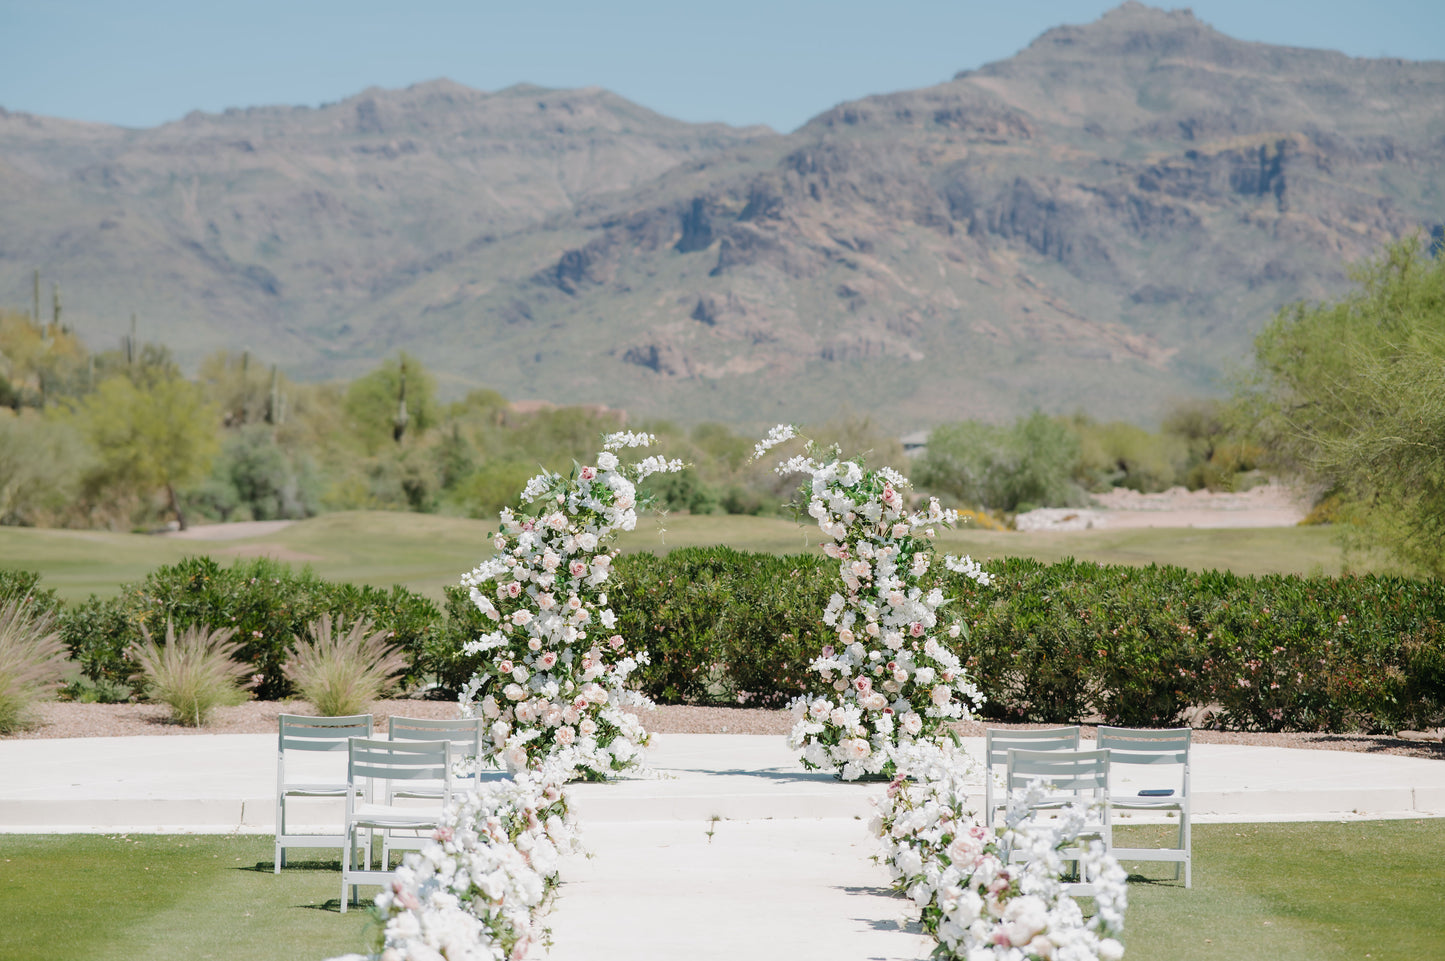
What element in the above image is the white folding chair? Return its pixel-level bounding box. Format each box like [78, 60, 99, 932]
[341, 737, 453, 912]
[983, 726, 1081, 827]
[274, 713, 373, 873]
[1006, 747, 1112, 897]
[387, 715, 487, 790]
[1098, 726, 1192, 887]
[382, 715, 486, 863]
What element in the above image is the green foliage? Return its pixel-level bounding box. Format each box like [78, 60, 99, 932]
[188, 424, 320, 522]
[0, 597, 67, 733]
[0, 408, 92, 526]
[917, 411, 1085, 511]
[1239, 237, 1445, 575]
[1070, 415, 1188, 493]
[946, 559, 1445, 732]
[604, 550, 1444, 731]
[344, 352, 437, 454]
[0, 310, 90, 407]
[0, 569, 60, 614]
[59, 556, 440, 700]
[284, 613, 407, 716]
[130, 621, 251, 726]
[73, 373, 220, 529]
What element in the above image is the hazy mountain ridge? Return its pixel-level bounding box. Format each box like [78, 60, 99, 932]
[3, 4, 1443, 426]
[0, 79, 773, 363]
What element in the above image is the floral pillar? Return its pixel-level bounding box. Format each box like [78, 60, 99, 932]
[457, 432, 682, 781]
[756, 425, 993, 780]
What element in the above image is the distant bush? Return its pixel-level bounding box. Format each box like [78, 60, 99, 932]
[940, 558, 1445, 733]
[612, 547, 832, 707]
[43, 546, 1445, 733]
[60, 556, 439, 700]
[0, 570, 60, 616]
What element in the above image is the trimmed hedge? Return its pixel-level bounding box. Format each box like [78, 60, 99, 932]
[434, 547, 1444, 732]
[30, 548, 1445, 732]
[60, 556, 440, 700]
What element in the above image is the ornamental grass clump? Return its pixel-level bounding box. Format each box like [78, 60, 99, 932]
[131, 622, 251, 726]
[0, 599, 69, 734]
[284, 613, 407, 716]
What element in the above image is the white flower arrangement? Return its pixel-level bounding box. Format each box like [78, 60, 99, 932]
[457, 432, 684, 781]
[759, 425, 992, 780]
[873, 745, 1128, 961]
[360, 766, 580, 961]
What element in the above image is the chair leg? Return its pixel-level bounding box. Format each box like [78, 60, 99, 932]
[341, 824, 353, 914]
[1182, 815, 1192, 888]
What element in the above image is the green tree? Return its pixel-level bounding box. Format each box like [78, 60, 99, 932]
[918, 412, 1084, 511]
[344, 353, 437, 454]
[0, 409, 91, 525]
[75, 376, 220, 530]
[1238, 238, 1445, 575]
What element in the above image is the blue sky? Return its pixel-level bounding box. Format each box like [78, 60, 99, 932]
[1, 1, 1442, 134]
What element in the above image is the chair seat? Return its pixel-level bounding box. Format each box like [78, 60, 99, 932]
[1110, 795, 1184, 811]
[349, 803, 444, 830]
[279, 781, 356, 797]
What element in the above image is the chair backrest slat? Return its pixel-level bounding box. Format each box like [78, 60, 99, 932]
[1007, 748, 1110, 792]
[349, 737, 451, 781]
[388, 716, 484, 755]
[1097, 726, 1191, 766]
[279, 713, 373, 752]
[985, 726, 1081, 766]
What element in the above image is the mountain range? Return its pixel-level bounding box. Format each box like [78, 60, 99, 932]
[3, 2, 1442, 428]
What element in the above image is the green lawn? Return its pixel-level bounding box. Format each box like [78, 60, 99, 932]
[2, 821, 1441, 961]
[0, 835, 376, 961]
[1116, 820, 1445, 960]
[0, 510, 1356, 604]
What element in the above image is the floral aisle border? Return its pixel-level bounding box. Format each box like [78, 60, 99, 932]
[457, 432, 683, 781]
[327, 765, 577, 961]
[875, 744, 1128, 961]
[754, 425, 993, 780]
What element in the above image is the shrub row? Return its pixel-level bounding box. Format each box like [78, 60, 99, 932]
[939, 557, 1445, 733]
[59, 556, 440, 700]
[20, 548, 1445, 733]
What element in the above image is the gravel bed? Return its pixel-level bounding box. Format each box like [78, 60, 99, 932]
[8, 702, 1442, 760]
